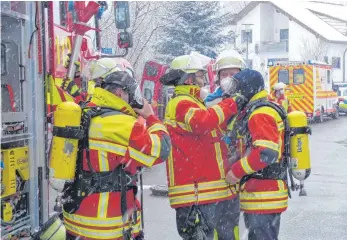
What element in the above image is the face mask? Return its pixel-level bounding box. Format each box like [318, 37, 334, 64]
[220, 77, 238, 94]
[129, 85, 144, 109]
[199, 86, 210, 100]
[275, 89, 284, 98]
[220, 77, 232, 92]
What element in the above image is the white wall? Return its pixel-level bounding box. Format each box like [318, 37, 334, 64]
[289, 21, 347, 82]
[288, 21, 316, 61]
[327, 43, 347, 82]
[235, 4, 260, 59]
[259, 3, 274, 42]
[235, 3, 290, 62]
[273, 10, 289, 42]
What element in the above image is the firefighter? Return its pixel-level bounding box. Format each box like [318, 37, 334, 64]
[62, 61, 171, 240]
[224, 69, 288, 240]
[270, 82, 292, 113]
[205, 50, 246, 107]
[160, 54, 247, 240]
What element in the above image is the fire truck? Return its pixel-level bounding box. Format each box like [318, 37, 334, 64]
[268, 60, 339, 123]
[1, 1, 132, 238]
[140, 52, 217, 120]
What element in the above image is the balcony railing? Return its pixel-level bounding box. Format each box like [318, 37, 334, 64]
[257, 41, 288, 53]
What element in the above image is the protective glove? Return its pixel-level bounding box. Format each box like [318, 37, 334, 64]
[225, 169, 240, 185]
[64, 53, 81, 77]
[223, 93, 248, 111]
[204, 87, 223, 104]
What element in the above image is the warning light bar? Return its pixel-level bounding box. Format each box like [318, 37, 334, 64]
[268, 61, 305, 66]
[268, 60, 332, 68]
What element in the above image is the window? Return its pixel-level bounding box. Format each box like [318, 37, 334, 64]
[145, 63, 158, 77]
[332, 57, 341, 69]
[278, 69, 289, 84]
[53, 2, 67, 26]
[143, 80, 155, 104]
[327, 70, 331, 84]
[241, 30, 252, 43]
[1, 43, 7, 76]
[293, 69, 305, 84]
[324, 56, 329, 64]
[280, 29, 289, 41]
[59, 2, 67, 26]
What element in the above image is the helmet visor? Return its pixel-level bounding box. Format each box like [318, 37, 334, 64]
[133, 85, 144, 106]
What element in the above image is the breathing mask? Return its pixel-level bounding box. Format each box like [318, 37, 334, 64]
[220, 77, 239, 95]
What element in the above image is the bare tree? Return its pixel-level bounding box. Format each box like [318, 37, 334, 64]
[99, 2, 173, 76]
[300, 37, 329, 61]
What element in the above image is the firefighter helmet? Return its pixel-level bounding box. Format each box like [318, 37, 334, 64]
[273, 82, 287, 91]
[102, 71, 144, 109]
[214, 50, 246, 73]
[160, 54, 206, 86]
[170, 54, 207, 74]
[84, 58, 135, 81]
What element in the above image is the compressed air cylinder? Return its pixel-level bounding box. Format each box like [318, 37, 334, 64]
[287, 111, 311, 181]
[49, 102, 82, 192]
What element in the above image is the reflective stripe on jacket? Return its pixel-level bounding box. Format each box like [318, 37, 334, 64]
[165, 85, 239, 208]
[229, 90, 288, 214]
[64, 88, 171, 239]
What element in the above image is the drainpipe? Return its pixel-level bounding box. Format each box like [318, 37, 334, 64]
[343, 47, 347, 82]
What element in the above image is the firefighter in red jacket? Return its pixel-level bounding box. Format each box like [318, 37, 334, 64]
[270, 82, 292, 113]
[63, 63, 171, 240]
[160, 54, 247, 240]
[225, 69, 288, 240]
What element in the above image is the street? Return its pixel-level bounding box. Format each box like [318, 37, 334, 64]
[141, 115, 347, 240]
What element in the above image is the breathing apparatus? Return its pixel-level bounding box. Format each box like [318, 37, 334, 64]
[228, 69, 311, 197]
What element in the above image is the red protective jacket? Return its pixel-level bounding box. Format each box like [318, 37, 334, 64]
[229, 90, 288, 214]
[164, 85, 240, 208]
[269, 93, 292, 113]
[63, 88, 170, 240]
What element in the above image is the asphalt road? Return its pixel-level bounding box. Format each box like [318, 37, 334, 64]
[141, 115, 347, 240]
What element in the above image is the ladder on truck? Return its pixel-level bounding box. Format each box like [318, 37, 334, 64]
[1, 2, 48, 238]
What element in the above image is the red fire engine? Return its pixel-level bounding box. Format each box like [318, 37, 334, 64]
[1, 1, 132, 238]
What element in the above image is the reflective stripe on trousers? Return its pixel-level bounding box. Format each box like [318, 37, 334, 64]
[240, 181, 288, 211]
[64, 210, 141, 239]
[168, 180, 237, 207]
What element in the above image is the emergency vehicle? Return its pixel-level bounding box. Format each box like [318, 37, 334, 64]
[1, 1, 132, 238]
[140, 53, 217, 120]
[268, 60, 339, 122]
[333, 82, 347, 114]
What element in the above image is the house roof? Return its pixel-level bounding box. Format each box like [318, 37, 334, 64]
[231, 1, 347, 43]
